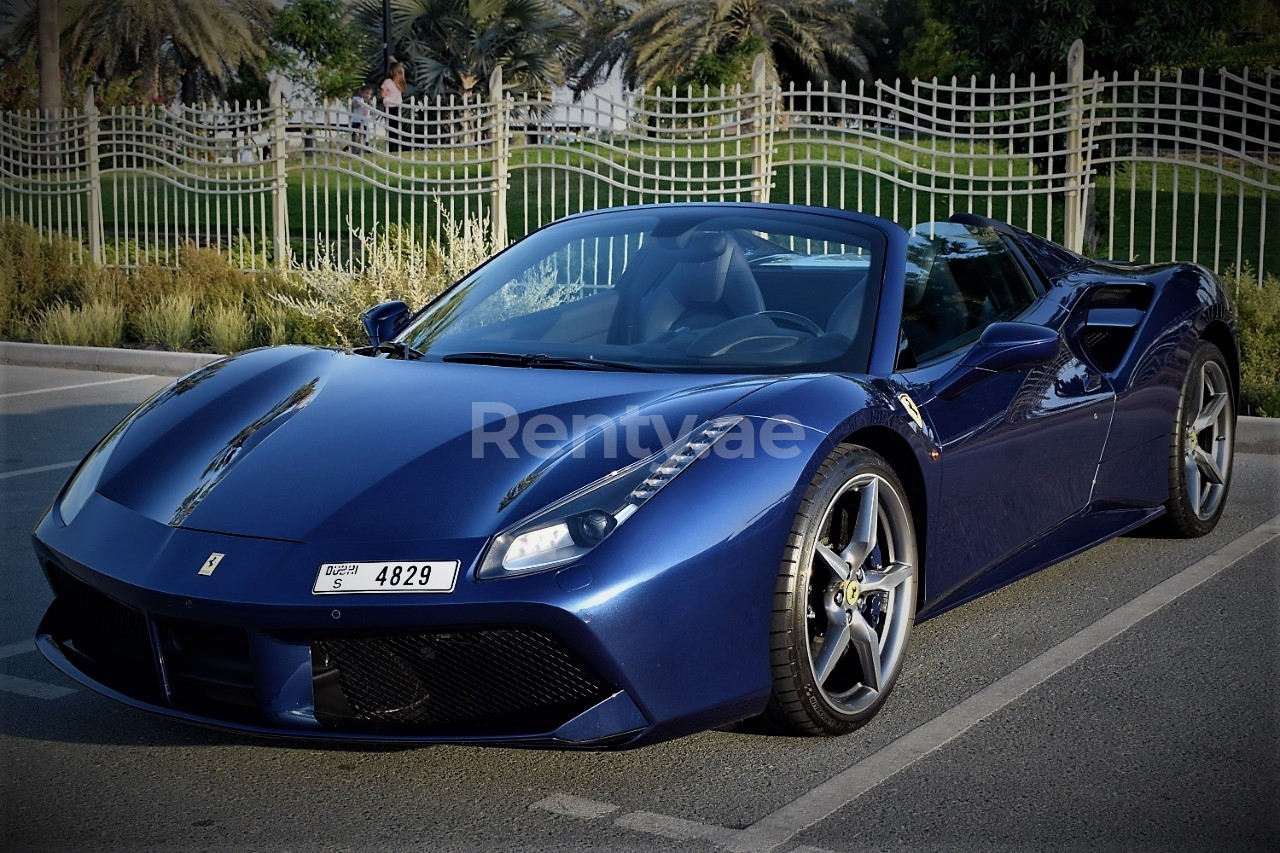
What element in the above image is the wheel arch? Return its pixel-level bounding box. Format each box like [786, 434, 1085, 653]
[838, 425, 929, 607]
[1199, 320, 1239, 405]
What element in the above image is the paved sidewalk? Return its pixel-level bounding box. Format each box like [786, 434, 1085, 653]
[0, 341, 222, 377]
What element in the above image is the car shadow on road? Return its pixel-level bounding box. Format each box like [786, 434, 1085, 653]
[0, 684, 425, 751]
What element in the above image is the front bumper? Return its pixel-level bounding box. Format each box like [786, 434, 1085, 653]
[33, 486, 784, 747]
[37, 562, 644, 747]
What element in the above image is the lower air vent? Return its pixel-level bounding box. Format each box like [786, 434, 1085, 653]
[42, 564, 163, 702]
[158, 617, 257, 718]
[312, 628, 611, 735]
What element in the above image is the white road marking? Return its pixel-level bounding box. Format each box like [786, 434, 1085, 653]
[529, 516, 1280, 853]
[0, 640, 35, 660]
[0, 374, 155, 400]
[614, 811, 737, 844]
[0, 673, 76, 700]
[530, 794, 619, 820]
[533, 792, 838, 852]
[0, 461, 78, 480]
[728, 513, 1280, 853]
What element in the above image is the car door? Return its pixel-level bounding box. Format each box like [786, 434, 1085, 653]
[892, 223, 1115, 608]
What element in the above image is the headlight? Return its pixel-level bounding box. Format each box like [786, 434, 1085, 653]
[477, 416, 742, 578]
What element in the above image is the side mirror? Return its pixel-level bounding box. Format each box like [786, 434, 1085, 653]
[360, 300, 410, 348]
[932, 322, 1060, 400]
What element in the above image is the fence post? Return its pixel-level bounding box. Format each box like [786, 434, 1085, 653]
[83, 86, 103, 264]
[749, 53, 772, 203]
[489, 65, 509, 247]
[1064, 39, 1086, 253]
[269, 77, 289, 269]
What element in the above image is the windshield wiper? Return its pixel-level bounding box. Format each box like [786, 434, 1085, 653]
[441, 351, 659, 372]
[353, 340, 426, 360]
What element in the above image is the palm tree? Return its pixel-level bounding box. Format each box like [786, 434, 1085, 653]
[596, 0, 881, 89]
[37, 0, 60, 111]
[356, 0, 575, 98]
[4, 0, 275, 103]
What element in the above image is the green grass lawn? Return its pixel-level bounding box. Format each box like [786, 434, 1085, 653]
[2, 136, 1275, 279]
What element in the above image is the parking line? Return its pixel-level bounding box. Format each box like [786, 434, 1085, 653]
[0, 374, 155, 400]
[0, 461, 78, 480]
[0, 673, 76, 700]
[615, 811, 737, 844]
[531, 794, 620, 820]
[727, 513, 1280, 853]
[531, 793, 840, 853]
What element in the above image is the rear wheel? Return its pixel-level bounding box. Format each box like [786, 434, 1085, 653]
[767, 445, 917, 735]
[1164, 341, 1235, 537]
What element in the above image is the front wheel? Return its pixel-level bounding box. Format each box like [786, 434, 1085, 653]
[1164, 340, 1235, 537]
[767, 445, 918, 735]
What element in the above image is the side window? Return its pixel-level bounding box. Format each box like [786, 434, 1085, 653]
[900, 223, 1037, 363]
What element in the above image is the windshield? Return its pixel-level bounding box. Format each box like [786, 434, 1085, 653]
[398, 206, 887, 374]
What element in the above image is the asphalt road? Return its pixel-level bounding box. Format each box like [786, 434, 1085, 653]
[1, 364, 1276, 852]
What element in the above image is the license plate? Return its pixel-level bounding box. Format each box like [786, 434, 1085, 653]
[312, 561, 459, 594]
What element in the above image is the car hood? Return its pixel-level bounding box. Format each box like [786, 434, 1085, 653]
[94, 346, 772, 542]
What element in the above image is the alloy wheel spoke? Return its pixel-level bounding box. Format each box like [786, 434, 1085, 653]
[1193, 391, 1227, 433]
[847, 612, 882, 693]
[812, 622, 851, 685]
[1194, 445, 1225, 485]
[815, 542, 850, 582]
[839, 478, 879, 569]
[861, 561, 915, 595]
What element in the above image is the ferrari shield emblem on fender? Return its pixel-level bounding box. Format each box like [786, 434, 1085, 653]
[897, 393, 925, 430]
[198, 553, 225, 576]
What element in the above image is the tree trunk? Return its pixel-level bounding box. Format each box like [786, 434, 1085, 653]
[37, 0, 61, 112]
[140, 34, 164, 102]
[37, 0, 61, 169]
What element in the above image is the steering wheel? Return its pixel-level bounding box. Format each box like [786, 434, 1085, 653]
[753, 311, 824, 337]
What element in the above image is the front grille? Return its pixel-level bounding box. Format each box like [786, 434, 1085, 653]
[42, 564, 163, 702]
[312, 628, 611, 735]
[157, 617, 257, 718]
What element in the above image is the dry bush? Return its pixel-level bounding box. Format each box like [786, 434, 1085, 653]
[1225, 265, 1280, 417]
[0, 219, 82, 336]
[203, 301, 254, 354]
[135, 292, 198, 351]
[34, 300, 124, 347]
[279, 209, 495, 346]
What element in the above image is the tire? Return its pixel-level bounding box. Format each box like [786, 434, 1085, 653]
[1164, 340, 1236, 537]
[766, 444, 918, 735]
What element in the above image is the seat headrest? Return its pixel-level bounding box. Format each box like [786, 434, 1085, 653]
[654, 232, 738, 305]
[674, 231, 729, 262]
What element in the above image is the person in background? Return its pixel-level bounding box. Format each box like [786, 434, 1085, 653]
[381, 62, 406, 152]
[347, 85, 374, 151]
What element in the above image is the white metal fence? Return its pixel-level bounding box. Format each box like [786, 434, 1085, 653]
[1, 45, 1276, 281]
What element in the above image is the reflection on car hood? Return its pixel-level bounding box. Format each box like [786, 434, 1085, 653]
[94, 346, 772, 542]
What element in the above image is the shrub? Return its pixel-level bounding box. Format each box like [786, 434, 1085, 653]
[0, 219, 82, 336]
[277, 209, 494, 346]
[177, 243, 262, 307]
[34, 299, 124, 347]
[135, 292, 198, 351]
[250, 292, 291, 348]
[203, 301, 254, 354]
[1226, 265, 1280, 417]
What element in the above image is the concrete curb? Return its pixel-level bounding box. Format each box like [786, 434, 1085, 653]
[1237, 414, 1280, 456]
[0, 341, 224, 377]
[1, 341, 1275, 452]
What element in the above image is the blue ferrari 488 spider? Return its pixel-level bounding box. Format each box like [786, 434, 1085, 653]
[34, 203, 1237, 747]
